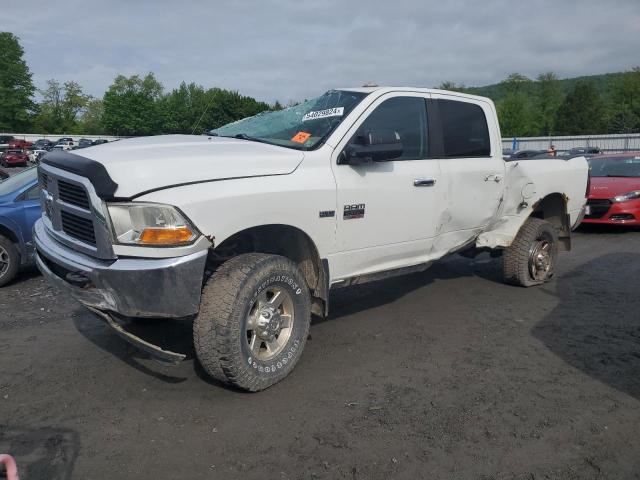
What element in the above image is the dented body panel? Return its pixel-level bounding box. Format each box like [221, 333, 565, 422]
[477, 156, 589, 249]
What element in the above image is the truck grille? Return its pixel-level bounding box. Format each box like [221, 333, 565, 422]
[585, 198, 612, 219]
[37, 164, 114, 259]
[58, 179, 91, 209]
[61, 210, 97, 245]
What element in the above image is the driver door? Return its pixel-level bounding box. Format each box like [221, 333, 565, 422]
[328, 92, 443, 281]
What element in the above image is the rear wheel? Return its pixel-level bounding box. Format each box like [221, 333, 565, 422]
[503, 217, 558, 287]
[0, 236, 20, 287]
[194, 253, 311, 391]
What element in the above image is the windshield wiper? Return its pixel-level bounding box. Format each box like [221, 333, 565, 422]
[223, 133, 272, 145]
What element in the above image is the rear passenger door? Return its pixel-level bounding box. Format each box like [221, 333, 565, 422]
[428, 94, 505, 249]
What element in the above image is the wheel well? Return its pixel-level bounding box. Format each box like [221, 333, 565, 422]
[530, 193, 571, 251]
[0, 224, 19, 245]
[210, 225, 328, 316]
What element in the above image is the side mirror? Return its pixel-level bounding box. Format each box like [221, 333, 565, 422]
[338, 129, 403, 165]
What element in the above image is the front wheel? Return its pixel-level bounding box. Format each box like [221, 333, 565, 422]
[503, 217, 558, 287]
[0, 235, 20, 287]
[194, 253, 311, 392]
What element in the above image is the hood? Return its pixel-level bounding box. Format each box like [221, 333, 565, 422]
[48, 135, 305, 198]
[589, 176, 640, 198]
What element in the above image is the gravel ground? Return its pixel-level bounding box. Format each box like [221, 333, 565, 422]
[1, 225, 639, 479]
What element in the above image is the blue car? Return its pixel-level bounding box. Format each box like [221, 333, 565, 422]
[0, 168, 41, 286]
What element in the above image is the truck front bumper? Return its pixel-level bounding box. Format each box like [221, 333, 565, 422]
[34, 219, 208, 319]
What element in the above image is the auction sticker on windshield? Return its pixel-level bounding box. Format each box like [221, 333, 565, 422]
[291, 131, 312, 144]
[302, 107, 344, 122]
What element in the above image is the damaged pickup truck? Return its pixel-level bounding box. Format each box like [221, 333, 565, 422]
[34, 87, 589, 391]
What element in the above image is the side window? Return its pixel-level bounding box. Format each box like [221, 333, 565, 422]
[439, 100, 491, 158]
[22, 186, 40, 201]
[353, 96, 428, 160]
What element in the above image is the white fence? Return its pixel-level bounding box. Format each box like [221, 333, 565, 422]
[503, 133, 640, 153]
[0, 132, 126, 143]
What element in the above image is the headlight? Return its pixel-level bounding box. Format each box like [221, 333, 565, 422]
[613, 190, 640, 203]
[107, 203, 199, 246]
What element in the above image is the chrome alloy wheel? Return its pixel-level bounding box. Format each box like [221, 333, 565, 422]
[529, 234, 553, 282]
[245, 286, 294, 361]
[0, 245, 9, 277]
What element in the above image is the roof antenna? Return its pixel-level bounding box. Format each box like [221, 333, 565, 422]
[362, 82, 378, 87]
[191, 92, 216, 135]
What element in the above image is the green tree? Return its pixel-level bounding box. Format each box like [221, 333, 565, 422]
[79, 98, 105, 134]
[437, 81, 468, 93]
[160, 82, 209, 133]
[0, 32, 35, 131]
[555, 81, 605, 135]
[535, 72, 564, 135]
[496, 73, 538, 137]
[198, 88, 272, 131]
[607, 67, 640, 133]
[102, 73, 164, 135]
[35, 79, 90, 133]
[159, 83, 273, 134]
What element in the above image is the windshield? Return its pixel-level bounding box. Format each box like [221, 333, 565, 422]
[0, 167, 37, 196]
[589, 155, 640, 177]
[212, 90, 368, 150]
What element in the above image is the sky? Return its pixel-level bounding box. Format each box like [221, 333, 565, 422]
[2, 0, 640, 104]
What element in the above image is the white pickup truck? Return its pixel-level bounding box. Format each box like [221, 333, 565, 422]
[34, 87, 589, 391]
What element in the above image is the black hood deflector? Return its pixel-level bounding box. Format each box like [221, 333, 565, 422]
[41, 150, 118, 200]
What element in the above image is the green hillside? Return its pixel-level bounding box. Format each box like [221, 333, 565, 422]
[465, 72, 626, 103]
[444, 69, 640, 136]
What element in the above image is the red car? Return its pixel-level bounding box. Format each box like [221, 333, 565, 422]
[0, 150, 29, 167]
[7, 139, 32, 149]
[583, 153, 640, 225]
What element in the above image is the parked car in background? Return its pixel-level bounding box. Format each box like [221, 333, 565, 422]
[31, 139, 56, 151]
[74, 138, 94, 149]
[583, 153, 640, 225]
[1, 150, 29, 167]
[0, 136, 15, 148]
[92, 139, 108, 146]
[501, 148, 514, 160]
[568, 147, 601, 157]
[8, 139, 33, 150]
[0, 167, 41, 286]
[53, 140, 75, 151]
[508, 149, 547, 160]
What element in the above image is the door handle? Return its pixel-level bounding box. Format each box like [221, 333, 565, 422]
[413, 178, 436, 187]
[414, 178, 436, 187]
[484, 174, 503, 183]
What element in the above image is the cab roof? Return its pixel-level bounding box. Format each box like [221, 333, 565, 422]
[337, 86, 491, 103]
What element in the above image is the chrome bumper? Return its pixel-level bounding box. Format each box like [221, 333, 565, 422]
[34, 219, 208, 318]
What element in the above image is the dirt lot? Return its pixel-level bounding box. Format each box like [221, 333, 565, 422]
[1, 224, 640, 479]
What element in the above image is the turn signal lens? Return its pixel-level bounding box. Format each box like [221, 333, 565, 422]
[139, 227, 196, 245]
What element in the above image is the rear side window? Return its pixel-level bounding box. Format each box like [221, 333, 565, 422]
[439, 100, 490, 158]
[23, 186, 40, 201]
[354, 96, 428, 160]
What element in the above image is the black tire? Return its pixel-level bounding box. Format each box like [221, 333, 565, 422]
[503, 217, 558, 287]
[194, 253, 311, 391]
[0, 235, 20, 287]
